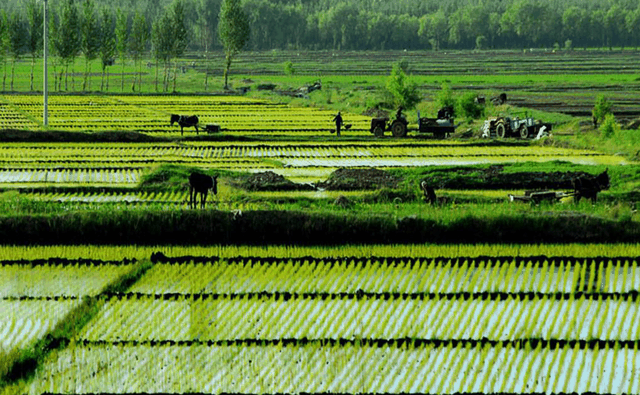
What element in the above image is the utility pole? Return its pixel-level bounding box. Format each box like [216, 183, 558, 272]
[43, 0, 48, 126]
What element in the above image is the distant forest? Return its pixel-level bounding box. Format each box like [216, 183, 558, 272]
[1, 0, 640, 55]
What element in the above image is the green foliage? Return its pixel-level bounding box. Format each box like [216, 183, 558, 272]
[592, 95, 612, 124]
[283, 60, 295, 76]
[435, 82, 456, 110]
[564, 39, 573, 51]
[99, 8, 116, 75]
[457, 91, 485, 119]
[385, 61, 420, 110]
[600, 113, 619, 139]
[218, 0, 250, 89]
[25, 0, 43, 57]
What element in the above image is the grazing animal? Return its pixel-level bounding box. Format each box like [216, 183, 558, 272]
[170, 114, 200, 135]
[572, 170, 610, 203]
[420, 180, 437, 205]
[189, 172, 218, 209]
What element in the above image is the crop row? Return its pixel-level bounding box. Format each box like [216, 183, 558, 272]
[2, 244, 640, 263]
[131, 258, 640, 294]
[0, 144, 610, 160]
[0, 168, 141, 183]
[27, 343, 640, 394]
[7, 290, 640, 302]
[78, 294, 640, 342]
[0, 263, 133, 297]
[3, 95, 372, 133]
[0, 300, 80, 355]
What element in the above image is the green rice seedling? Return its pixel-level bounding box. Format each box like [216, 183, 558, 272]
[575, 261, 587, 293]
[596, 294, 612, 339]
[523, 339, 544, 392]
[605, 295, 625, 340]
[574, 341, 594, 393]
[560, 260, 571, 293]
[607, 341, 620, 393]
[558, 342, 578, 393]
[492, 295, 517, 340]
[596, 341, 609, 392]
[540, 340, 561, 391]
[604, 261, 613, 293]
[629, 342, 638, 394]
[588, 294, 606, 339]
[436, 342, 464, 394]
[521, 260, 532, 293]
[475, 342, 494, 391]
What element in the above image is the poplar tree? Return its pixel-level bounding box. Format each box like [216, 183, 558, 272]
[26, 0, 43, 91]
[81, 0, 100, 91]
[129, 11, 149, 92]
[7, 11, 28, 91]
[57, 0, 80, 90]
[218, 0, 249, 90]
[115, 8, 128, 91]
[0, 11, 8, 91]
[99, 8, 116, 91]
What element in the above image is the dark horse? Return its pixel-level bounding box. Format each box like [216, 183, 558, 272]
[189, 172, 218, 209]
[572, 170, 610, 203]
[170, 114, 199, 135]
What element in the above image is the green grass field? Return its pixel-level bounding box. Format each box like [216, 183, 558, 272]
[1, 49, 640, 394]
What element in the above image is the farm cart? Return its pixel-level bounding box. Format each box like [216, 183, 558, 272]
[508, 190, 575, 204]
[370, 107, 458, 138]
[482, 114, 552, 139]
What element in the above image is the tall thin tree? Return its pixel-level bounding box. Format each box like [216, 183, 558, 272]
[115, 8, 128, 92]
[7, 11, 28, 91]
[0, 11, 8, 91]
[218, 0, 249, 90]
[99, 8, 116, 91]
[170, 0, 189, 92]
[128, 11, 149, 92]
[151, 11, 171, 91]
[57, 0, 80, 91]
[81, 0, 100, 91]
[26, 0, 43, 91]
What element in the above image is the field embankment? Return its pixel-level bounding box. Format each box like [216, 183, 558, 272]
[0, 209, 638, 245]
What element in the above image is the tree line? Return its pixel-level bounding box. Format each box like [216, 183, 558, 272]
[1, 0, 639, 91]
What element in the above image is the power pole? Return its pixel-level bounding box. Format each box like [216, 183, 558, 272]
[43, 0, 48, 127]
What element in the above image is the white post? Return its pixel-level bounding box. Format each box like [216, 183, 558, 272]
[43, 0, 48, 127]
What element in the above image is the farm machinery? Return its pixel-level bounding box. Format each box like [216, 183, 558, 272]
[481, 113, 552, 139]
[370, 107, 458, 138]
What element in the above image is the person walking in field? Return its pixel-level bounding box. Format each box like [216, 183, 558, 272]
[332, 111, 343, 136]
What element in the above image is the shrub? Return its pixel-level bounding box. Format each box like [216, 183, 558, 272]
[283, 61, 295, 76]
[385, 62, 421, 110]
[600, 113, 619, 139]
[435, 82, 456, 110]
[457, 92, 485, 119]
[592, 95, 612, 125]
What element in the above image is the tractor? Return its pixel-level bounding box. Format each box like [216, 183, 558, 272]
[370, 106, 458, 138]
[482, 113, 552, 139]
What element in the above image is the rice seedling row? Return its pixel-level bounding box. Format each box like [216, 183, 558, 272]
[2, 244, 639, 262]
[78, 294, 639, 342]
[2, 95, 372, 134]
[131, 257, 640, 295]
[0, 168, 142, 184]
[25, 343, 640, 394]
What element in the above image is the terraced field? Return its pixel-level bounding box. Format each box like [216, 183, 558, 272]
[2, 245, 640, 394]
[0, 95, 371, 135]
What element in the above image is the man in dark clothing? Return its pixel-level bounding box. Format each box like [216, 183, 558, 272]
[332, 112, 343, 136]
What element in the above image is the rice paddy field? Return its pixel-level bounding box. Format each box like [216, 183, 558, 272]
[1, 50, 640, 394]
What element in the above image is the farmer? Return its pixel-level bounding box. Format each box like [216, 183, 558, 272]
[396, 106, 404, 120]
[332, 112, 343, 136]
